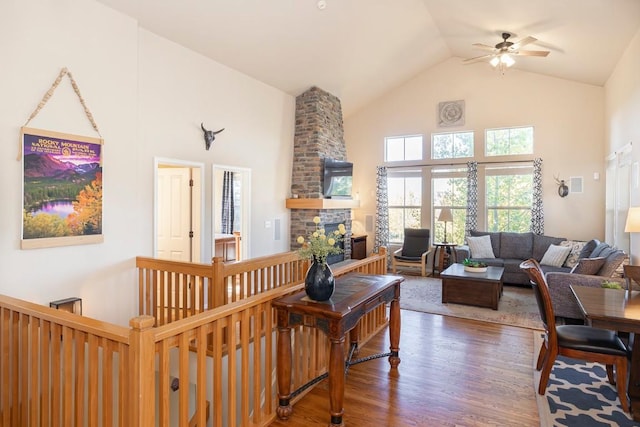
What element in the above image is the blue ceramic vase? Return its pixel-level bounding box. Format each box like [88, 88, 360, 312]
[304, 258, 335, 301]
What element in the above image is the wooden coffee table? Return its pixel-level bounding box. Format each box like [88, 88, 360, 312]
[441, 263, 504, 310]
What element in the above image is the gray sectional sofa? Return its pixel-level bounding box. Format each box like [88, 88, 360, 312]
[455, 231, 572, 286]
[456, 231, 628, 280]
[456, 231, 628, 321]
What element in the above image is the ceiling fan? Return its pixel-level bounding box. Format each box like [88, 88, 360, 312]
[463, 32, 550, 72]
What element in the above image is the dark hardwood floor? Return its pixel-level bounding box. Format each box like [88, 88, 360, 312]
[270, 309, 539, 427]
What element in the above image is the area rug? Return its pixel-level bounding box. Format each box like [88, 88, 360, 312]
[533, 332, 638, 426]
[398, 274, 543, 330]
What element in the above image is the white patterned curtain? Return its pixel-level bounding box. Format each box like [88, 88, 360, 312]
[221, 171, 234, 234]
[465, 161, 478, 238]
[531, 158, 544, 235]
[374, 166, 389, 253]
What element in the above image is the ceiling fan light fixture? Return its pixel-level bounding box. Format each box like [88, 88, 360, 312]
[489, 56, 500, 67]
[501, 54, 515, 67]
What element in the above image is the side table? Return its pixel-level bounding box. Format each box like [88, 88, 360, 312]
[350, 235, 367, 260]
[433, 243, 457, 276]
[273, 273, 403, 427]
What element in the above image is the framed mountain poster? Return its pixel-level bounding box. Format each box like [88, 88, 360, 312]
[21, 127, 103, 249]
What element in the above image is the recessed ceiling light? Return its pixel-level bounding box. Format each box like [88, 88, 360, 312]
[317, 0, 327, 10]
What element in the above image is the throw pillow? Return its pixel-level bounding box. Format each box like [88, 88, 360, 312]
[467, 235, 495, 259]
[570, 257, 606, 275]
[578, 239, 600, 259]
[540, 244, 572, 267]
[560, 240, 587, 268]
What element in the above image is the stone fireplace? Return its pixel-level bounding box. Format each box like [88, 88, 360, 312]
[289, 86, 354, 262]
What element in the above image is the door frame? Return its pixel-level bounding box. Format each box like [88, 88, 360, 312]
[212, 164, 251, 260]
[154, 157, 206, 262]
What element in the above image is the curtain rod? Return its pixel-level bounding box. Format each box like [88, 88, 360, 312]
[383, 159, 535, 169]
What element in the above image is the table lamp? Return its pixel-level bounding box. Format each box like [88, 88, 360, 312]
[625, 207, 640, 233]
[625, 207, 640, 263]
[438, 207, 453, 243]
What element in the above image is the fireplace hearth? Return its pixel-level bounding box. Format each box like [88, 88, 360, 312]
[324, 222, 345, 265]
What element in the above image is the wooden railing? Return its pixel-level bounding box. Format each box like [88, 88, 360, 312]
[1, 248, 389, 426]
[136, 252, 310, 326]
[0, 295, 131, 426]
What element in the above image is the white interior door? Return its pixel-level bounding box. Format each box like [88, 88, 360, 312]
[157, 167, 192, 261]
[155, 158, 204, 262]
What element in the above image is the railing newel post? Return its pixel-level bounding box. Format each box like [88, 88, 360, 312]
[129, 315, 156, 426]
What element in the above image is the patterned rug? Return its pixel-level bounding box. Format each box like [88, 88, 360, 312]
[533, 332, 639, 426]
[398, 274, 543, 330]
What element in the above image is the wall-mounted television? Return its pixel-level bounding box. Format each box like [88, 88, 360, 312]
[323, 158, 353, 199]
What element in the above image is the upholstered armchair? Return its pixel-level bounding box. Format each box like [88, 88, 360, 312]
[391, 228, 431, 276]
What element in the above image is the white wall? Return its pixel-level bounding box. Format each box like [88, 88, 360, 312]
[345, 57, 606, 247]
[606, 28, 640, 263]
[0, 1, 294, 325]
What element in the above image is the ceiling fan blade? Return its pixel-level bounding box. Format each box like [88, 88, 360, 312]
[510, 36, 537, 51]
[515, 50, 550, 57]
[471, 43, 497, 52]
[463, 54, 494, 64]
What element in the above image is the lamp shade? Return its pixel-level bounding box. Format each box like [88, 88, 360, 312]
[438, 207, 453, 223]
[625, 207, 640, 232]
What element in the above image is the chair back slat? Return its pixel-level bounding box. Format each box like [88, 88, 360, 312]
[520, 258, 556, 339]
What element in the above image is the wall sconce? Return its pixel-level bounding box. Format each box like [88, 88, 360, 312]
[50, 297, 82, 315]
[554, 175, 569, 197]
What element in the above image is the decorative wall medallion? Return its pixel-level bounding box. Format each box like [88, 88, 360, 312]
[438, 100, 465, 127]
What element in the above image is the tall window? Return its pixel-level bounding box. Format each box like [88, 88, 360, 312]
[387, 170, 421, 243]
[385, 135, 423, 161]
[432, 168, 467, 244]
[485, 126, 533, 156]
[432, 131, 474, 159]
[485, 165, 533, 232]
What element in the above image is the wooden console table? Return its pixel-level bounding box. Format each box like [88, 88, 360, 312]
[273, 273, 403, 427]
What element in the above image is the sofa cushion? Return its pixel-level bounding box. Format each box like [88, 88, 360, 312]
[467, 235, 495, 258]
[502, 258, 525, 274]
[578, 239, 600, 259]
[540, 244, 572, 267]
[470, 230, 500, 258]
[597, 250, 627, 277]
[500, 232, 533, 260]
[570, 257, 606, 275]
[533, 234, 566, 260]
[541, 264, 571, 274]
[560, 240, 587, 268]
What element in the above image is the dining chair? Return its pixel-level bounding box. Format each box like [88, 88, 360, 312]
[520, 258, 630, 412]
[624, 264, 640, 291]
[391, 228, 431, 276]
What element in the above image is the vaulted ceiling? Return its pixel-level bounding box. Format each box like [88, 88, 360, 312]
[96, 0, 640, 116]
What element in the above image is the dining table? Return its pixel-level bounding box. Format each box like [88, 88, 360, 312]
[570, 285, 640, 421]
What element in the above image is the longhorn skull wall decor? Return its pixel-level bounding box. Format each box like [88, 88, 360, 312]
[201, 123, 225, 150]
[554, 174, 569, 197]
